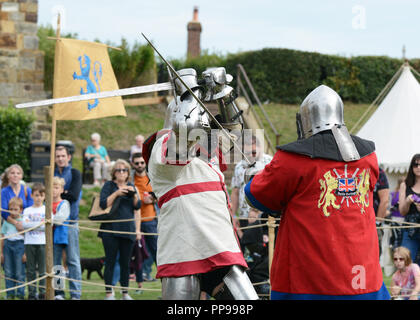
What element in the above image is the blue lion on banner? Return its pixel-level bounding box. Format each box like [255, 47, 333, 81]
[73, 54, 103, 111]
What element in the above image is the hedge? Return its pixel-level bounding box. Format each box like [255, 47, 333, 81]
[159, 48, 409, 104]
[0, 106, 35, 179]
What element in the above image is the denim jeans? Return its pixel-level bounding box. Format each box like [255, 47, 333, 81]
[112, 251, 120, 286]
[401, 230, 420, 264]
[3, 239, 26, 298]
[53, 243, 67, 297]
[53, 225, 82, 299]
[66, 225, 82, 299]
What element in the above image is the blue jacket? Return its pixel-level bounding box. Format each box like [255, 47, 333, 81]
[1, 185, 33, 221]
[54, 165, 82, 224]
[53, 201, 69, 245]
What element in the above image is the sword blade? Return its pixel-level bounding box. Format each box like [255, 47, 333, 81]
[15, 82, 174, 109]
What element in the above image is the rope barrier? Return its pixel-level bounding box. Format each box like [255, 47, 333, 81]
[3, 213, 420, 239]
[53, 220, 158, 236]
[71, 216, 158, 224]
[239, 222, 279, 230]
[0, 274, 48, 294]
[49, 273, 161, 292]
[0, 270, 159, 294]
[385, 284, 420, 300]
[0, 221, 47, 241]
[0, 273, 100, 294]
[376, 217, 420, 230]
[235, 216, 281, 221]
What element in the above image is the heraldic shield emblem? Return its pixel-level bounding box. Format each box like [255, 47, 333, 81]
[318, 164, 370, 217]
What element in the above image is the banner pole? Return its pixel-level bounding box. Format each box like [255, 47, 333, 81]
[45, 13, 61, 301]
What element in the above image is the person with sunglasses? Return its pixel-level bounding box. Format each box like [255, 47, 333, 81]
[98, 159, 141, 300]
[399, 154, 420, 264]
[390, 246, 420, 300]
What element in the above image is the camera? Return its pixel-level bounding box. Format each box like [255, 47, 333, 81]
[125, 189, 136, 197]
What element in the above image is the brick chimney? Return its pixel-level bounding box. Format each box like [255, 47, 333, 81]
[187, 6, 201, 59]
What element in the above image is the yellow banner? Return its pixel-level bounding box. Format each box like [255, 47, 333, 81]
[53, 38, 126, 120]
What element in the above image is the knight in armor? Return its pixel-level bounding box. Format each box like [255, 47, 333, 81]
[142, 68, 258, 300]
[244, 85, 390, 300]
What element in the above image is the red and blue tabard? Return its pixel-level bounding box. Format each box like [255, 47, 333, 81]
[245, 149, 389, 299]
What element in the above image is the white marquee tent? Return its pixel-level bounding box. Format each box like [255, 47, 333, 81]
[355, 63, 420, 191]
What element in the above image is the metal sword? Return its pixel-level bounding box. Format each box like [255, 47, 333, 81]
[15, 82, 174, 109]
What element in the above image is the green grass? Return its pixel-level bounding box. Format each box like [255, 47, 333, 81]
[253, 101, 375, 149]
[56, 103, 167, 172]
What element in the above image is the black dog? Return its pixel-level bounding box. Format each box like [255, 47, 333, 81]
[80, 257, 105, 280]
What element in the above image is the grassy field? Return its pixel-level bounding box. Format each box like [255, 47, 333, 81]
[6, 99, 386, 300]
[56, 103, 167, 172]
[253, 101, 375, 150]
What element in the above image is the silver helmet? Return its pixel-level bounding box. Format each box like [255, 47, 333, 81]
[202, 67, 243, 132]
[298, 85, 344, 138]
[174, 68, 202, 101]
[297, 85, 360, 162]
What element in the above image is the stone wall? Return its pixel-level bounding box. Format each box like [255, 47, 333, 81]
[0, 0, 49, 141]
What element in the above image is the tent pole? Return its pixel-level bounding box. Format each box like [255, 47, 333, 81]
[349, 63, 405, 134]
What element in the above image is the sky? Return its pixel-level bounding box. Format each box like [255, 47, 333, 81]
[37, 0, 419, 61]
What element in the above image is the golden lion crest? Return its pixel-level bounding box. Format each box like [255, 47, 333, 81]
[355, 169, 370, 214]
[318, 167, 371, 217]
[318, 171, 340, 217]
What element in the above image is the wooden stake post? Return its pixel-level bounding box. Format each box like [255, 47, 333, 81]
[43, 166, 54, 299]
[44, 13, 61, 301]
[268, 216, 275, 286]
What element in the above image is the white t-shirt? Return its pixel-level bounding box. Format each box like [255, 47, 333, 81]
[231, 153, 273, 218]
[22, 205, 46, 245]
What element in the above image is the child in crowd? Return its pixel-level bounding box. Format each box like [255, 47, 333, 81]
[22, 182, 46, 300]
[51, 177, 70, 300]
[391, 246, 420, 300]
[1, 197, 26, 299]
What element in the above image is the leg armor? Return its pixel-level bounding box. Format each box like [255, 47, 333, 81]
[161, 275, 201, 300]
[214, 265, 259, 300]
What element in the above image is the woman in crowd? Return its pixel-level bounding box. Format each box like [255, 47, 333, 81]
[85, 133, 113, 186]
[98, 159, 141, 300]
[390, 246, 420, 300]
[1, 164, 33, 229]
[0, 164, 32, 299]
[399, 154, 420, 264]
[391, 177, 405, 221]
